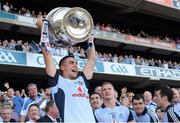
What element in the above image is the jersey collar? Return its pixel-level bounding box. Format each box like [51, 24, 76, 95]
[101, 102, 120, 108]
[164, 104, 173, 112]
[137, 107, 147, 116]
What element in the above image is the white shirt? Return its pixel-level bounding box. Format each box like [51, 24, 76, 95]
[49, 73, 96, 122]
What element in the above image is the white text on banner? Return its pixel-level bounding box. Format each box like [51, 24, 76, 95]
[26, 53, 61, 68]
[103, 62, 136, 76]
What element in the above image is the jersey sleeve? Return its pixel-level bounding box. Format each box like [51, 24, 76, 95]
[81, 72, 90, 89]
[48, 71, 59, 87]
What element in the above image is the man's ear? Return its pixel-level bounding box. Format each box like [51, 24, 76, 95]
[60, 65, 65, 71]
[162, 96, 167, 101]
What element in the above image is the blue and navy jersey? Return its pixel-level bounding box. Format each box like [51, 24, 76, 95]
[146, 101, 157, 112]
[133, 107, 159, 122]
[94, 103, 134, 122]
[174, 102, 180, 113]
[48, 72, 95, 123]
[163, 104, 180, 122]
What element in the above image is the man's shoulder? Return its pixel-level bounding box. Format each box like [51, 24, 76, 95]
[94, 107, 103, 114]
[15, 95, 23, 99]
[37, 115, 51, 122]
[23, 97, 32, 103]
[149, 101, 157, 107]
[95, 104, 129, 112]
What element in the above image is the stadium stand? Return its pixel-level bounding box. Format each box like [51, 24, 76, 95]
[0, 0, 180, 122]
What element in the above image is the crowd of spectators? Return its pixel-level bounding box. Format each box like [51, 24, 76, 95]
[0, 82, 54, 122]
[1, 2, 47, 18]
[1, 2, 180, 122]
[95, 23, 180, 45]
[1, 2, 180, 45]
[0, 38, 180, 70]
[0, 81, 180, 122]
[1, 2, 180, 69]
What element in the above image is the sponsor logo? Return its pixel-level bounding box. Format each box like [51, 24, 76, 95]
[74, 80, 83, 86]
[0, 51, 17, 63]
[72, 85, 89, 98]
[136, 66, 180, 80]
[111, 64, 129, 73]
[36, 56, 59, 66]
[78, 60, 97, 71]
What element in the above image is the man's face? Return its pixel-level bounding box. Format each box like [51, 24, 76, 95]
[45, 88, 51, 96]
[121, 87, 127, 94]
[133, 98, 145, 115]
[128, 93, 134, 102]
[15, 90, 20, 96]
[101, 84, 115, 100]
[28, 106, 40, 121]
[172, 88, 180, 103]
[90, 94, 102, 109]
[1, 108, 11, 122]
[61, 57, 78, 80]
[49, 104, 59, 118]
[143, 91, 152, 104]
[7, 88, 14, 98]
[28, 85, 38, 98]
[153, 90, 163, 108]
[95, 86, 102, 94]
[121, 96, 130, 107]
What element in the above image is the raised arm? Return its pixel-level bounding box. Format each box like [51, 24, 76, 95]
[83, 35, 96, 80]
[36, 18, 56, 77]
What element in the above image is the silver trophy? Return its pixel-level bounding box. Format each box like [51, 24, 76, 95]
[46, 7, 94, 47]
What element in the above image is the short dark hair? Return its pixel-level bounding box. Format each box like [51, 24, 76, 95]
[28, 103, 39, 112]
[132, 94, 144, 102]
[45, 100, 55, 113]
[90, 92, 101, 99]
[7, 88, 14, 91]
[154, 84, 173, 103]
[155, 107, 161, 113]
[59, 55, 75, 67]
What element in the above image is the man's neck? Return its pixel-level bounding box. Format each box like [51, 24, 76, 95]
[103, 98, 116, 108]
[8, 96, 14, 99]
[145, 100, 151, 105]
[62, 74, 75, 80]
[31, 95, 37, 100]
[163, 102, 171, 111]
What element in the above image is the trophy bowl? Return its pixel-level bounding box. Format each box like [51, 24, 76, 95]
[46, 7, 94, 47]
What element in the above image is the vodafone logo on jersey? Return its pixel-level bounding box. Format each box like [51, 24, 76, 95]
[76, 86, 84, 93]
[72, 86, 88, 98]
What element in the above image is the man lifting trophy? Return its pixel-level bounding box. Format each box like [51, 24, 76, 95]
[36, 7, 96, 122]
